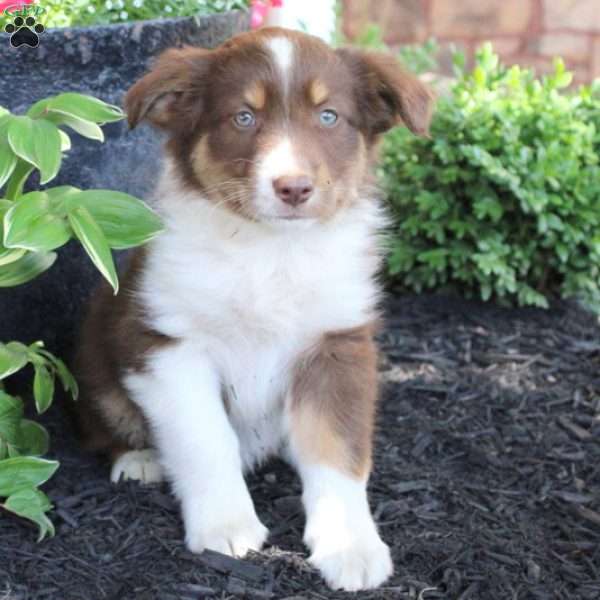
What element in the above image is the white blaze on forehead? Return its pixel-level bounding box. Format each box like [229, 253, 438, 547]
[259, 138, 302, 181]
[266, 36, 294, 92]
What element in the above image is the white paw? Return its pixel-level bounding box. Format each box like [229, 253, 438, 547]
[185, 511, 268, 557]
[308, 532, 393, 591]
[110, 449, 164, 484]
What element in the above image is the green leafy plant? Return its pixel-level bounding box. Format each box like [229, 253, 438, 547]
[382, 43, 600, 310]
[398, 38, 440, 76]
[37, 0, 248, 28]
[0, 93, 163, 538]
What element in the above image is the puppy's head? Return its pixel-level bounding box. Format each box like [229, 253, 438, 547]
[126, 28, 433, 224]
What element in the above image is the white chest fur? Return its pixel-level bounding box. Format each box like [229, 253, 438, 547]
[137, 181, 384, 466]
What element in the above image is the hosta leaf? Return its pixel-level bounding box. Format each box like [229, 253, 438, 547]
[0, 391, 23, 447]
[0, 456, 58, 496]
[68, 206, 118, 293]
[0, 199, 25, 266]
[45, 185, 81, 213]
[49, 113, 104, 142]
[26, 98, 50, 119]
[0, 112, 11, 135]
[0, 342, 28, 379]
[3, 191, 71, 252]
[0, 251, 56, 287]
[65, 190, 163, 249]
[0, 246, 26, 267]
[19, 420, 50, 456]
[33, 120, 62, 184]
[33, 365, 54, 414]
[4, 159, 34, 201]
[0, 136, 16, 190]
[3, 487, 55, 541]
[38, 350, 78, 400]
[7, 117, 62, 184]
[59, 130, 71, 152]
[46, 93, 123, 124]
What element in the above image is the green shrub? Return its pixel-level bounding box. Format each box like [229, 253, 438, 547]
[0, 94, 163, 538]
[38, 0, 248, 28]
[382, 44, 600, 310]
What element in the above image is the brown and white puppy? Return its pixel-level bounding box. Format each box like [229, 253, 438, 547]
[75, 27, 432, 591]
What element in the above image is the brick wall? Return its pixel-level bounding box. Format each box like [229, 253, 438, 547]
[342, 0, 600, 84]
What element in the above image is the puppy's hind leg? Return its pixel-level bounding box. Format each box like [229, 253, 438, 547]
[110, 448, 165, 484]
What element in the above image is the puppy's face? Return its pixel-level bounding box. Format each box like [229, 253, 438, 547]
[126, 28, 433, 224]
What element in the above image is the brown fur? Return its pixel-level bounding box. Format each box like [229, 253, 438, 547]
[290, 323, 379, 479]
[74, 249, 173, 453]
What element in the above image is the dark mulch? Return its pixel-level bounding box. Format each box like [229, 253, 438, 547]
[2, 294, 600, 600]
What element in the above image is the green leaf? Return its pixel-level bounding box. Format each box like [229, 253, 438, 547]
[0, 456, 58, 496]
[0, 136, 17, 191]
[4, 191, 72, 252]
[0, 342, 28, 379]
[0, 251, 56, 287]
[7, 117, 62, 184]
[59, 130, 71, 152]
[4, 160, 34, 201]
[68, 206, 118, 293]
[26, 98, 50, 119]
[33, 365, 54, 414]
[19, 420, 50, 456]
[551, 58, 573, 89]
[46, 93, 124, 124]
[0, 200, 26, 267]
[3, 487, 55, 541]
[34, 120, 62, 184]
[38, 350, 78, 400]
[49, 113, 104, 142]
[45, 185, 81, 211]
[0, 246, 26, 267]
[66, 190, 163, 249]
[0, 391, 23, 447]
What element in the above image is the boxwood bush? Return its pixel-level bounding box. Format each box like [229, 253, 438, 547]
[382, 43, 600, 310]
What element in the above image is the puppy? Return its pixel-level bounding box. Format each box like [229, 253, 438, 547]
[75, 27, 432, 591]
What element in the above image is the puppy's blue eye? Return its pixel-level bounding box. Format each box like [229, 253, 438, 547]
[319, 109, 338, 127]
[234, 110, 256, 128]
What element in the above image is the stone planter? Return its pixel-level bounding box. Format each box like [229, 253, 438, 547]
[0, 12, 248, 376]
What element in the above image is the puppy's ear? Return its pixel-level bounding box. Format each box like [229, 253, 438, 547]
[337, 48, 434, 137]
[124, 47, 211, 130]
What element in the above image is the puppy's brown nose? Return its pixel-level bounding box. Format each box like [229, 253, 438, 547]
[273, 175, 314, 206]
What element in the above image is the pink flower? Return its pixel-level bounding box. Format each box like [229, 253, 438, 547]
[0, 0, 33, 14]
[250, 0, 283, 29]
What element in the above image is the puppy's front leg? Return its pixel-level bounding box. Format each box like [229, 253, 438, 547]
[288, 327, 392, 591]
[125, 341, 267, 557]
